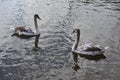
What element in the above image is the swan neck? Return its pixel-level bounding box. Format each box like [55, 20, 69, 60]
[34, 17, 39, 33]
[72, 31, 80, 50]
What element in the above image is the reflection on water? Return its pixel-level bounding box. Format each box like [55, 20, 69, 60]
[72, 63, 80, 72]
[0, 0, 120, 80]
[72, 52, 106, 61]
[72, 52, 106, 71]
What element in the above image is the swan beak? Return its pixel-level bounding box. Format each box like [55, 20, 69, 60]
[38, 17, 41, 20]
[72, 30, 75, 34]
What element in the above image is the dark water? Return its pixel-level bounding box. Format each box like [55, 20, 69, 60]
[0, 0, 120, 80]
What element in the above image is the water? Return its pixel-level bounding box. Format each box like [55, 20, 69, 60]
[0, 0, 120, 80]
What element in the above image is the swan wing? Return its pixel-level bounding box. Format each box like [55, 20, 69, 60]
[24, 27, 34, 33]
[19, 31, 34, 36]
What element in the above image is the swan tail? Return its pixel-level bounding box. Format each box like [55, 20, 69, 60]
[10, 27, 15, 31]
[104, 47, 109, 50]
[101, 47, 108, 52]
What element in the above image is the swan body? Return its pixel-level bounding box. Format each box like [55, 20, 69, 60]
[11, 14, 41, 48]
[12, 14, 41, 39]
[72, 29, 108, 56]
[12, 26, 36, 39]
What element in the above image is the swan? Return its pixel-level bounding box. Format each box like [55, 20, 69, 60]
[72, 29, 108, 56]
[11, 14, 41, 48]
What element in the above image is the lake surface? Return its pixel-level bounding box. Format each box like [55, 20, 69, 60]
[0, 0, 120, 80]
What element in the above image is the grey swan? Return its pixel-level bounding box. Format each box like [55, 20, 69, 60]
[72, 29, 108, 57]
[11, 14, 41, 48]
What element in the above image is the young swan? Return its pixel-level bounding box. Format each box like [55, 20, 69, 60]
[72, 29, 108, 56]
[12, 14, 41, 48]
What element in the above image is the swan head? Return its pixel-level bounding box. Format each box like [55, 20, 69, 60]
[34, 14, 41, 20]
[72, 29, 80, 34]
